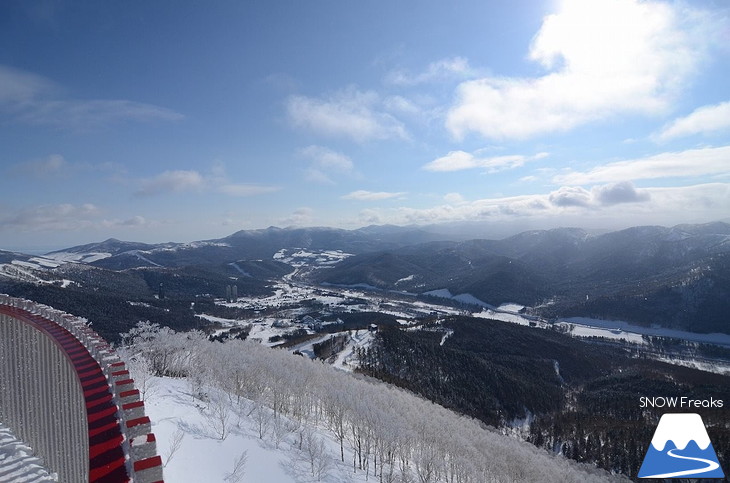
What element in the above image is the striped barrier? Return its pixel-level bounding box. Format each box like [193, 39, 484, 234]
[0, 294, 164, 483]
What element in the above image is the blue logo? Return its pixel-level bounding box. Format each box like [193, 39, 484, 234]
[638, 413, 725, 479]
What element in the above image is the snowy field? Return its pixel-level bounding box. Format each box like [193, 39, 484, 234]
[146, 377, 372, 483]
[558, 316, 730, 347]
[0, 423, 56, 483]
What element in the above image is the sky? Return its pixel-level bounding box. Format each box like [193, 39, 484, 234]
[1, 0, 729, 251]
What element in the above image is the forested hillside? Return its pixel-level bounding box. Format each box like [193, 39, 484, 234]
[0, 262, 277, 342]
[316, 223, 730, 333]
[357, 316, 730, 477]
[120, 322, 621, 482]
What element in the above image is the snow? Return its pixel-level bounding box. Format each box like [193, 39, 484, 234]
[285, 333, 332, 358]
[423, 289, 495, 308]
[42, 251, 112, 264]
[439, 329, 454, 346]
[423, 288, 453, 298]
[10, 260, 41, 269]
[273, 249, 352, 268]
[195, 313, 243, 326]
[28, 257, 61, 269]
[146, 377, 373, 483]
[473, 309, 532, 326]
[130, 251, 163, 267]
[452, 293, 492, 307]
[229, 262, 252, 277]
[82, 253, 112, 263]
[128, 301, 154, 308]
[559, 317, 730, 347]
[395, 274, 415, 285]
[562, 323, 645, 344]
[653, 356, 730, 376]
[0, 264, 47, 284]
[498, 303, 525, 313]
[330, 330, 375, 371]
[0, 423, 57, 482]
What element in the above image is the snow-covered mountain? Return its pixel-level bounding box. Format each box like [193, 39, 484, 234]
[315, 222, 730, 334]
[2, 222, 729, 334]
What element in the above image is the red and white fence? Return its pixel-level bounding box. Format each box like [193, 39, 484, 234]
[0, 294, 164, 483]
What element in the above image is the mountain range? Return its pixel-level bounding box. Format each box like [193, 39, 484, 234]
[1, 221, 729, 335]
[313, 222, 730, 334]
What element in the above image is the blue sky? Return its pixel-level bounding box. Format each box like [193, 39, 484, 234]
[1, 0, 729, 250]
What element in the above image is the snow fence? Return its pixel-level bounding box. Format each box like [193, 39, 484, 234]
[0, 294, 164, 483]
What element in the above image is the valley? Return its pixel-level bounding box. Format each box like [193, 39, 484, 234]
[1, 222, 729, 480]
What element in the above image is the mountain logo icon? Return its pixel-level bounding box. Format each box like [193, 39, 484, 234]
[638, 413, 725, 479]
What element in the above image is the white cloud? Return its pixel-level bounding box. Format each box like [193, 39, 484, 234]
[443, 192, 466, 204]
[341, 190, 406, 201]
[135, 166, 278, 197]
[20, 99, 184, 127]
[286, 86, 408, 142]
[385, 57, 473, 85]
[446, 0, 710, 140]
[351, 182, 726, 229]
[136, 170, 206, 196]
[299, 145, 356, 184]
[383, 95, 422, 116]
[548, 186, 593, 207]
[0, 64, 183, 127]
[549, 182, 650, 207]
[592, 181, 651, 205]
[0, 203, 100, 232]
[8, 155, 127, 180]
[424, 150, 548, 172]
[655, 101, 730, 141]
[279, 207, 314, 227]
[102, 215, 152, 228]
[0, 65, 53, 103]
[10, 154, 67, 177]
[0, 202, 159, 234]
[553, 145, 730, 185]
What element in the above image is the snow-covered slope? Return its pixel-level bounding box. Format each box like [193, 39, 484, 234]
[146, 376, 373, 483]
[120, 326, 623, 483]
[0, 423, 56, 482]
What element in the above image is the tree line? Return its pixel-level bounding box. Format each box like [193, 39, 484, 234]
[119, 322, 618, 483]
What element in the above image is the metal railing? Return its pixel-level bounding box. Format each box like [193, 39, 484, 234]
[0, 294, 164, 483]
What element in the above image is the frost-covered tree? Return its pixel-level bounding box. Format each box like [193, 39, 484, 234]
[121, 325, 620, 483]
[204, 392, 232, 440]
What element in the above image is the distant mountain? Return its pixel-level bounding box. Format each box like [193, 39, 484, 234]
[314, 222, 730, 334]
[47, 225, 451, 270]
[0, 250, 32, 265]
[47, 238, 159, 257]
[5, 221, 729, 333]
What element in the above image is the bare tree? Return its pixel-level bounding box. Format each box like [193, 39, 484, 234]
[163, 429, 185, 468]
[223, 450, 248, 483]
[128, 355, 158, 400]
[271, 414, 294, 449]
[250, 399, 272, 439]
[204, 393, 231, 440]
[303, 429, 332, 481]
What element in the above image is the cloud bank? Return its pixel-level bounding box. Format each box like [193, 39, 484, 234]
[446, 0, 709, 140]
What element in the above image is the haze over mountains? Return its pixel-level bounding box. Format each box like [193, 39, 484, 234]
[2, 221, 729, 480]
[315, 222, 730, 334]
[1, 221, 728, 335]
